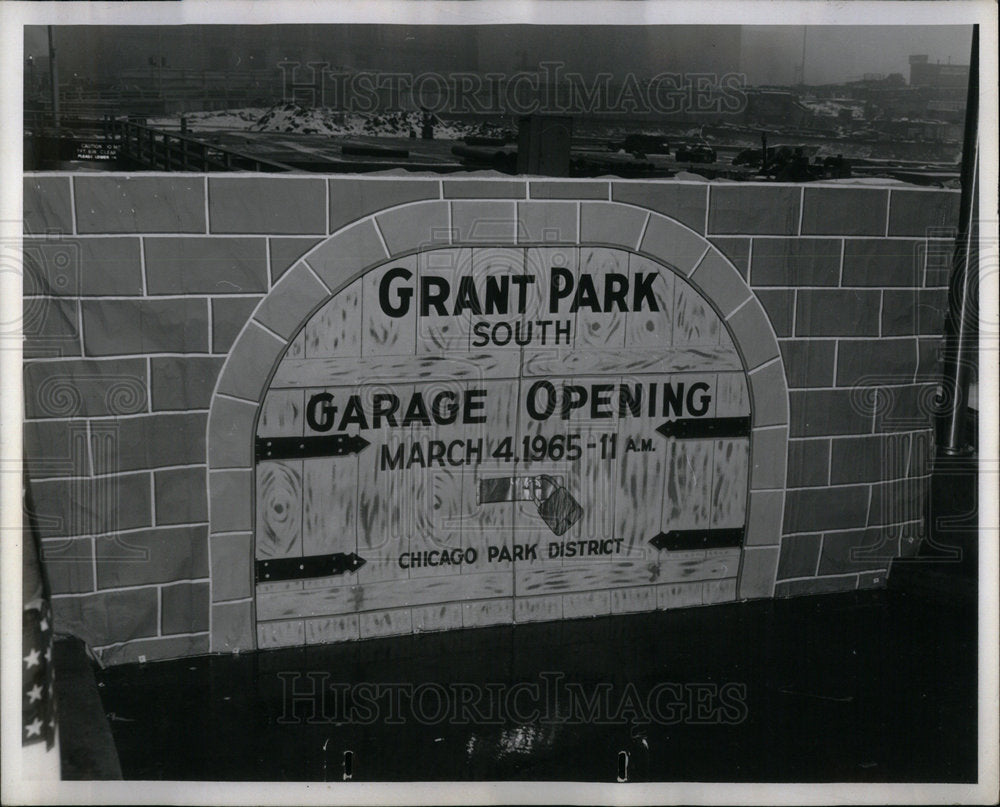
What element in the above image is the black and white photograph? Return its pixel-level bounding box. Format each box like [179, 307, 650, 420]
[1, 1, 997, 804]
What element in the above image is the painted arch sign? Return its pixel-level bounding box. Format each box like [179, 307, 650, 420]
[252, 243, 757, 647]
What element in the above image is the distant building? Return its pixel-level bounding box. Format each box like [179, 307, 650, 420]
[909, 55, 970, 89]
[740, 89, 822, 130]
[880, 118, 963, 142]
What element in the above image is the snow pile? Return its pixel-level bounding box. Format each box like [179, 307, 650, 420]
[147, 108, 269, 131]
[146, 103, 510, 139]
[800, 99, 865, 119]
[249, 104, 357, 135]
[249, 103, 508, 139]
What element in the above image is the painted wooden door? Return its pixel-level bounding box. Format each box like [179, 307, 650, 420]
[254, 247, 749, 648]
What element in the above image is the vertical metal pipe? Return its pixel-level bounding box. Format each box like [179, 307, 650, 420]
[940, 26, 979, 455]
[799, 27, 808, 85]
[47, 26, 60, 129]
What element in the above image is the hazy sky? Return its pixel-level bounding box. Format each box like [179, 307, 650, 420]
[742, 26, 974, 85]
[24, 24, 974, 87]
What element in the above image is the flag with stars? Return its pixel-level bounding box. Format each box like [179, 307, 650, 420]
[23, 481, 58, 752]
[22, 599, 57, 749]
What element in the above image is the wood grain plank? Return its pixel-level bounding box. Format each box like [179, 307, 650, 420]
[674, 278, 722, 347]
[427, 459, 469, 580]
[284, 329, 306, 360]
[255, 579, 304, 595]
[427, 457, 466, 543]
[715, 371, 751, 417]
[525, 246, 578, 343]
[412, 602, 464, 633]
[610, 585, 657, 614]
[300, 573, 363, 591]
[462, 598, 514, 627]
[255, 460, 303, 560]
[416, 248, 473, 354]
[470, 247, 526, 349]
[464, 378, 519, 573]
[515, 549, 739, 596]
[514, 374, 584, 562]
[625, 253, 675, 348]
[360, 608, 413, 638]
[355, 383, 412, 584]
[362, 254, 417, 358]
[660, 439, 713, 531]
[703, 577, 738, 604]
[562, 589, 612, 618]
[576, 248, 627, 348]
[406, 418, 464, 579]
[305, 614, 360, 644]
[612, 372, 719, 558]
[271, 352, 521, 388]
[710, 438, 749, 528]
[256, 619, 305, 649]
[614, 388, 665, 558]
[302, 455, 359, 558]
[664, 372, 718, 419]
[297, 380, 362, 562]
[256, 570, 513, 621]
[569, 376, 618, 544]
[303, 278, 362, 358]
[515, 594, 563, 623]
[257, 389, 305, 438]
[657, 581, 704, 610]
[522, 347, 741, 377]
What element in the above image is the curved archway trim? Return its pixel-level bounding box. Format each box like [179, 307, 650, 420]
[205, 194, 790, 653]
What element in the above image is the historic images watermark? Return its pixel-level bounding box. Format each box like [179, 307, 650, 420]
[15, 233, 150, 565]
[276, 671, 749, 727]
[278, 62, 749, 116]
[839, 223, 995, 565]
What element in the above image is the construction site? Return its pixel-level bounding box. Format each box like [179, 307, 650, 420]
[23, 25, 967, 185]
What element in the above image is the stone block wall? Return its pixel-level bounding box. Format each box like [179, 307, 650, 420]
[22, 174, 958, 664]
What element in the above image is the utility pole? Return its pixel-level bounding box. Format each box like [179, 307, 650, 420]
[47, 26, 60, 129]
[797, 26, 807, 85]
[940, 25, 979, 455]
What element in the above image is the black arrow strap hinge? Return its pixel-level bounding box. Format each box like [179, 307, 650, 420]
[656, 416, 751, 441]
[255, 434, 370, 463]
[255, 552, 366, 584]
[649, 528, 745, 551]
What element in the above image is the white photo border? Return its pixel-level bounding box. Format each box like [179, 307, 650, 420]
[1, 2, 997, 805]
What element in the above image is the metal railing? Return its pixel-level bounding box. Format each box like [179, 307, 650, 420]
[112, 119, 295, 172]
